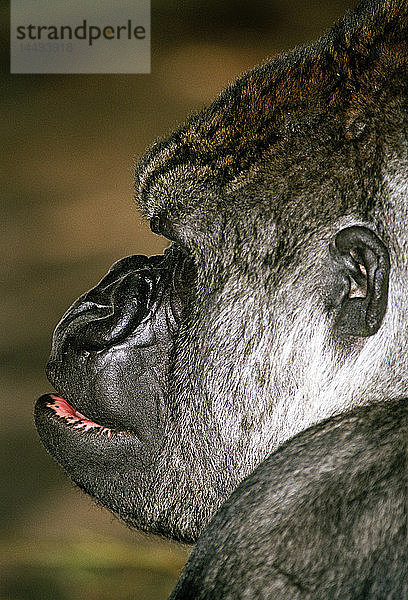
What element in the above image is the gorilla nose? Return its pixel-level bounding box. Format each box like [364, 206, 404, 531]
[77, 270, 153, 350]
[50, 247, 191, 356]
[58, 253, 165, 352]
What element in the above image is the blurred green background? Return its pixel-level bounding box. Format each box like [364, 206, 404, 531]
[2, 1, 356, 598]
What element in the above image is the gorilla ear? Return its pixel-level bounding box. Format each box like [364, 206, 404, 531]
[329, 226, 390, 337]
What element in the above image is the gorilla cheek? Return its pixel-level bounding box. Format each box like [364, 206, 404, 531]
[86, 346, 166, 444]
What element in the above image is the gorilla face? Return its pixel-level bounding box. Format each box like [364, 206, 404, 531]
[35, 0, 405, 544]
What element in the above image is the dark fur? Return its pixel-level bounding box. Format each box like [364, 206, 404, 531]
[171, 400, 408, 599]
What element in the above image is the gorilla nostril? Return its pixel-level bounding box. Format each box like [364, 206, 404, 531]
[83, 254, 151, 305]
[78, 272, 153, 351]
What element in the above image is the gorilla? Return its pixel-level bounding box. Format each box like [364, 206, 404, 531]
[35, 0, 408, 597]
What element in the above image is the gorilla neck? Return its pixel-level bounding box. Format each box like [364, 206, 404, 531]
[269, 297, 408, 451]
[177, 260, 408, 469]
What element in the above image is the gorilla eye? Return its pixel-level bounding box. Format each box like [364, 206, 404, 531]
[150, 215, 162, 235]
[150, 213, 177, 241]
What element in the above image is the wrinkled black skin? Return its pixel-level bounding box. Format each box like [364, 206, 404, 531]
[45, 247, 193, 442]
[171, 400, 408, 599]
[34, 0, 408, 597]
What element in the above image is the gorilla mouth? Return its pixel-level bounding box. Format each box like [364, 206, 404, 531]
[38, 393, 115, 437]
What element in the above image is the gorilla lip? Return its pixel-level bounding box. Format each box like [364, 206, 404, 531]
[43, 393, 113, 437]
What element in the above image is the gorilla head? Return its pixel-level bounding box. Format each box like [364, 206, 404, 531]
[35, 0, 407, 545]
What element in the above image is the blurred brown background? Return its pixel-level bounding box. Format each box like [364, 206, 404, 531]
[2, 1, 356, 598]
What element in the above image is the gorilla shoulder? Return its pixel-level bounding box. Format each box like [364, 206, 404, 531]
[171, 399, 408, 599]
